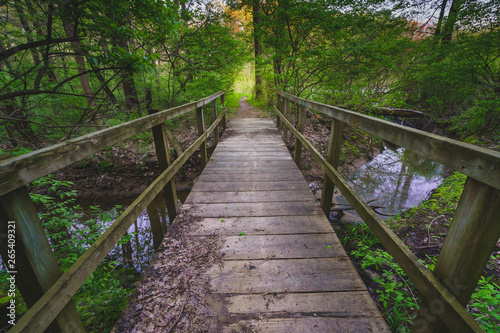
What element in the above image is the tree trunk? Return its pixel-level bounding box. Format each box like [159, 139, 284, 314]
[116, 36, 140, 112]
[253, 0, 263, 100]
[62, 22, 96, 107]
[441, 0, 462, 44]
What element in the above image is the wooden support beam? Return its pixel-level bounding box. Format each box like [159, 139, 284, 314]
[412, 177, 500, 333]
[9, 133, 208, 333]
[149, 109, 179, 225]
[293, 104, 306, 165]
[276, 95, 282, 130]
[0, 187, 85, 332]
[196, 106, 208, 168]
[282, 98, 289, 143]
[212, 100, 219, 146]
[164, 128, 184, 157]
[274, 105, 482, 332]
[221, 94, 226, 131]
[320, 119, 345, 215]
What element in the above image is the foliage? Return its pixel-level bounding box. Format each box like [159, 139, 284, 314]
[0, 176, 138, 331]
[341, 224, 418, 331]
[470, 276, 500, 332]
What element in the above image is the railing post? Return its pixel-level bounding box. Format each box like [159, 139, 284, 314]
[148, 109, 179, 223]
[282, 97, 290, 143]
[196, 106, 208, 168]
[0, 187, 85, 332]
[412, 177, 500, 333]
[221, 94, 226, 131]
[211, 100, 219, 146]
[293, 103, 306, 165]
[276, 94, 282, 130]
[320, 119, 345, 215]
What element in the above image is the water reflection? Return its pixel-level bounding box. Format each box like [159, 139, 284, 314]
[77, 190, 188, 272]
[334, 147, 445, 222]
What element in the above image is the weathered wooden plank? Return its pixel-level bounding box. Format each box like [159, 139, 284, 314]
[191, 181, 309, 192]
[277, 90, 500, 190]
[0, 91, 225, 197]
[212, 149, 287, 153]
[212, 99, 219, 146]
[197, 173, 302, 182]
[185, 202, 324, 217]
[202, 167, 299, 174]
[320, 119, 345, 215]
[206, 258, 366, 293]
[0, 188, 85, 332]
[148, 109, 179, 222]
[226, 291, 382, 316]
[211, 155, 293, 161]
[9, 133, 208, 333]
[200, 160, 303, 168]
[414, 177, 500, 333]
[224, 317, 390, 333]
[220, 234, 347, 259]
[213, 151, 289, 156]
[294, 104, 306, 165]
[275, 105, 483, 332]
[186, 216, 334, 236]
[196, 106, 208, 168]
[184, 189, 315, 204]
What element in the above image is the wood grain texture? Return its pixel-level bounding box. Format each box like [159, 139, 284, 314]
[187, 215, 335, 236]
[277, 90, 500, 190]
[206, 258, 366, 293]
[181, 117, 388, 332]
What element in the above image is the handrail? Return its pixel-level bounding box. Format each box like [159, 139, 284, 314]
[3, 92, 226, 332]
[276, 90, 500, 190]
[0, 91, 225, 197]
[274, 105, 483, 332]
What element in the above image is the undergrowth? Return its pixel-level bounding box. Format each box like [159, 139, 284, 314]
[336, 172, 500, 332]
[0, 176, 139, 332]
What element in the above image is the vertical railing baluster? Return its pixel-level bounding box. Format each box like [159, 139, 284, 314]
[196, 106, 208, 168]
[149, 109, 179, 223]
[320, 119, 345, 215]
[282, 97, 290, 143]
[0, 188, 85, 332]
[212, 100, 219, 146]
[221, 94, 226, 131]
[412, 177, 500, 333]
[293, 103, 306, 165]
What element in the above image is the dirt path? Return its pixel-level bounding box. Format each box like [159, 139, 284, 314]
[236, 97, 262, 118]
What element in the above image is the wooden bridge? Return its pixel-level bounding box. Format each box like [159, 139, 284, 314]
[1, 90, 499, 332]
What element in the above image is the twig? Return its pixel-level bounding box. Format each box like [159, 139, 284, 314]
[167, 295, 188, 333]
[427, 215, 444, 245]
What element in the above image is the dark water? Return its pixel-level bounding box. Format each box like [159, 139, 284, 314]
[74, 190, 189, 273]
[332, 147, 446, 223]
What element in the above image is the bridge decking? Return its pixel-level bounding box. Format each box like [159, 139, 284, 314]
[180, 118, 388, 331]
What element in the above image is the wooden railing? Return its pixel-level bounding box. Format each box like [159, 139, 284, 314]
[0, 91, 226, 333]
[275, 90, 500, 333]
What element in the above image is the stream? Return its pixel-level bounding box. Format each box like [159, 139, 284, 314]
[331, 146, 446, 223]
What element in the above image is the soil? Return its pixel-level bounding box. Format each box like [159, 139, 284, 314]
[112, 207, 224, 332]
[236, 97, 261, 118]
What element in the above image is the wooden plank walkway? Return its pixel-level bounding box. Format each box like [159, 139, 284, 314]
[182, 118, 389, 332]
